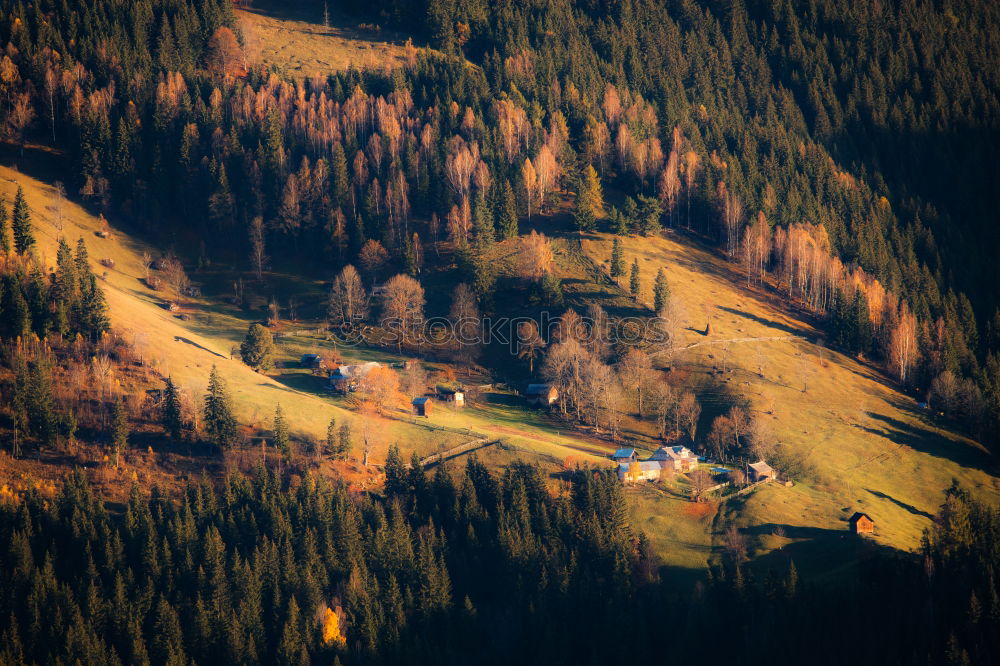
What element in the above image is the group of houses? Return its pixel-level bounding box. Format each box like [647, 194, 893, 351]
[613, 445, 700, 482]
[614, 445, 778, 486]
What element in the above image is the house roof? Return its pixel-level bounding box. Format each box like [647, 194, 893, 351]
[618, 461, 663, 474]
[650, 445, 695, 461]
[436, 385, 462, 395]
[412, 397, 431, 405]
[301, 353, 321, 361]
[331, 362, 381, 378]
[613, 448, 636, 458]
[849, 512, 873, 523]
[526, 384, 555, 395]
[749, 461, 774, 474]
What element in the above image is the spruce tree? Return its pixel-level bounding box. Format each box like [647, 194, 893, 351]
[385, 444, 407, 497]
[338, 421, 352, 458]
[110, 397, 129, 468]
[11, 186, 34, 255]
[74, 238, 91, 287]
[54, 237, 78, 306]
[240, 323, 275, 372]
[5, 278, 31, 339]
[572, 165, 603, 231]
[79, 275, 110, 340]
[653, 268, 670, 312]
[472, 190, 494, 250]
[204, 365, 237, 448]
[610, 237, 625, 277]
[162, 376, 183, 440]
[629, 258, 641, 296]
[497, 180, 519, 241]
[273, 404, 290, 460]
[0, 195, 9, 255]
[325, 417, 337, 456]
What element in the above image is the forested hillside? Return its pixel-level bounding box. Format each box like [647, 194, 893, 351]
[1, 0, 1000, 662]
[1, 0, 996, 448]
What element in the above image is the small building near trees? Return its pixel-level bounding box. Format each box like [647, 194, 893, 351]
[748, 461, 776, 483]
[412, 397, 432, 417]
[526, 383, 559, 406]
[436, 386, 465, 406]
[849, 512, 875, 535]
[612, 448, 637, 463]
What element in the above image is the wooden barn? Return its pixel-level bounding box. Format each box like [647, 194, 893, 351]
[525, 384, 559, 406]
[849, 512, 875, 535]
[748, 461, 776, 483]
[436, 386, 465, 406]
[412, 397, 432, 417]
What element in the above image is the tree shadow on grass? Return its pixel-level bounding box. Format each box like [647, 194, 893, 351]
[716, 305, 806, 337]
[861, 410, 993, 472]
[864, 488, 933, 518]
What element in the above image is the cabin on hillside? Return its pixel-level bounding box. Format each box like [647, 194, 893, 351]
[436, 386, 465, 406]
[612, 448, 637, 463]
[526, 383, 559, 406]
[328, 362, 382, 393]
[849, 512, 875, 536]
[412, 397, 432, 417]
[748, 461, 776, 483]
[617, 460, 665, 484]
[300, 354, 322, 369]
[650, 445, 698, 472]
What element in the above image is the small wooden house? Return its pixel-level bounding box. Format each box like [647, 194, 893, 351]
[412, 397, 432, 417]
[612, 448, 637, 463]
[617, 461, 665, 484]
[849, 512, 875, 535]
[748, 461, 776, 483]
[436, 386, 465, 406]
[526, 384, 559, 406]
[300, 353, 322, 369]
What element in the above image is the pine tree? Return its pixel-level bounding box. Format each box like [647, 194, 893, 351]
[497, 180, 519, 240]
[162, 376, 183, 440]
[74, 238, 90, 287]
[0, 196, 9, 255]
[572, 164, 603, 231]
[110, 397, 129, 468]
[610, 237, 625, 277]
[629, 258, 641, 296]
[338, 421, 352, 457]
[472, 190, 494, 250]
[325, 417, 337, 456]
[385, 444, 407, 497]
[204, 365, 237, 448]
[5, 277, 31, 339]
[653, 268, 670, 312]
[240, 323, 275, 372]
[11, 186, 34, 255]
[273, 404, 290, 460]
[637, 194, 663, 235]
[79, 275, 110, 340]
[54, 237, 78, 306]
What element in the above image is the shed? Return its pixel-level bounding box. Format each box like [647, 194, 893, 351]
[849, 512, 875, 535]
[300, 354, 322, 369]
[612, 448, 637, 463]
[436, 386, 465, 406]
[748, 461, 776, 483]
[412, 397, 432, 417]
[526, 383, 559, 406]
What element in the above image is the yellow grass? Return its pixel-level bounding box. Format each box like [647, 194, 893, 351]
[580, 229, 999, 559]
[0, 164, 616, 482]
[237, 1, 424, 77]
